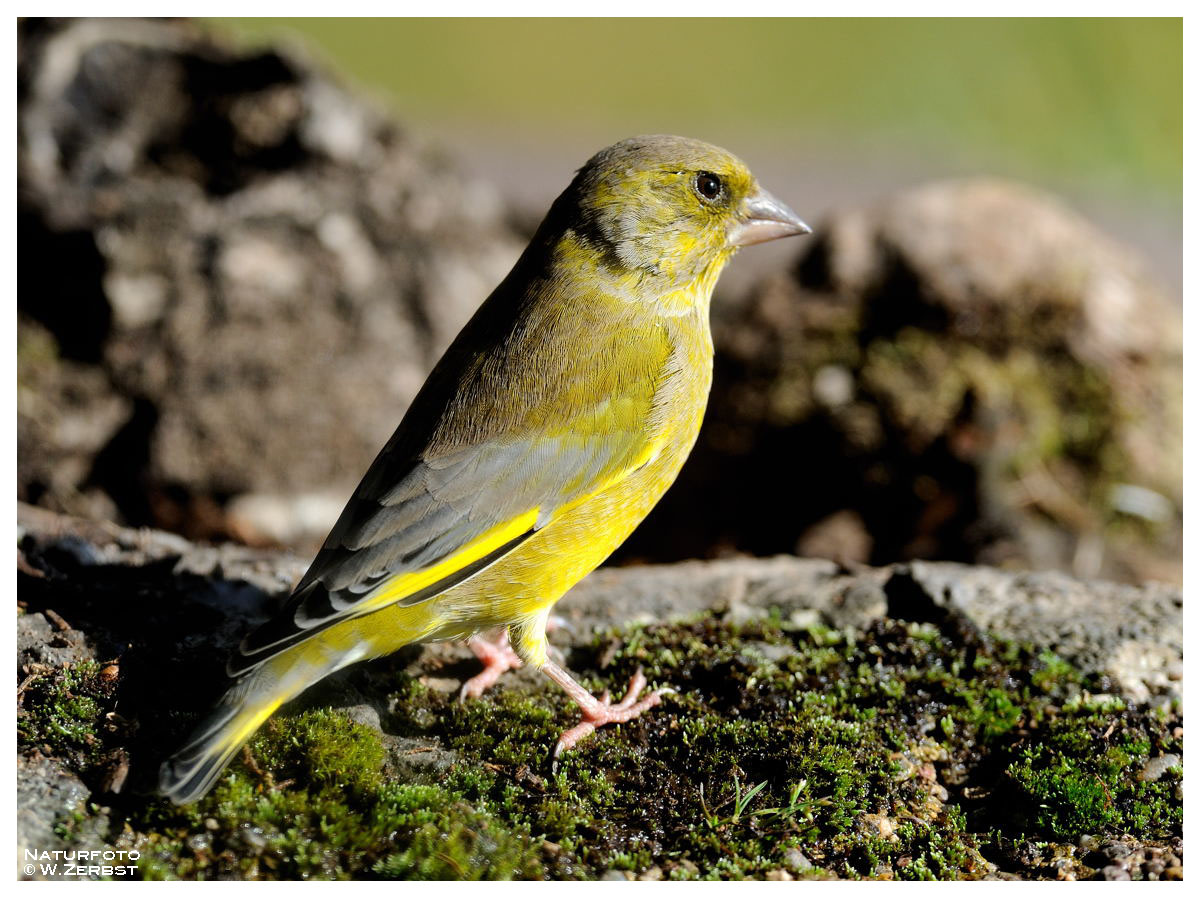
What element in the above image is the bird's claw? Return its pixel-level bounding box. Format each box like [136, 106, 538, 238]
[551, 667, 663, 762]
[459, 634, 523, 703]
[458, 675, 494, 704]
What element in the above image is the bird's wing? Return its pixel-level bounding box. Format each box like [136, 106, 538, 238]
[229, 299, 673, 675]
[230, 426, 660, 675]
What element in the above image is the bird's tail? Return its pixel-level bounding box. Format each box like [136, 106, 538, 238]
[157, 651, 337, 805]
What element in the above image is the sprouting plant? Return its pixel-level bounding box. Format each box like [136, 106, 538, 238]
[730, 776, 768, 823]
[700, 777, 827, 832]
[755, 779, 824, 825]
[699, 776, 774, 829]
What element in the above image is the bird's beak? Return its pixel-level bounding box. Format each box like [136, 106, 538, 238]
[728, 188, 812, 247]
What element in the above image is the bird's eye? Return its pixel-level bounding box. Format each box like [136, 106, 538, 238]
[694, 171, 723, 201]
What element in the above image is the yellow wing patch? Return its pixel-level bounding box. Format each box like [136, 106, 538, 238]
[358, 435, 663, 612]
[362, 506, 542, 610]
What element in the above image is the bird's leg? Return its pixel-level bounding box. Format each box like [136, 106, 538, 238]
[459, 629, 523, 702]
[540, 659, 664, 758]
[460, 618, 576, 702]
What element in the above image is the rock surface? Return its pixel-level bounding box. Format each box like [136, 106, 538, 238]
[18, 18, 522, 544]
[16, 503, 1183, 880]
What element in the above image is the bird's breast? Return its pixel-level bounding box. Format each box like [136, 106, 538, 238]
[553, 312, 714, 550]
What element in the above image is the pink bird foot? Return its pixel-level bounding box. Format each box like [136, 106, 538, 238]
[459, 630, 523, 702]
[541, 661, 665, 759]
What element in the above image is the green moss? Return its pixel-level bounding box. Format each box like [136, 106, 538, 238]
[17, 661, 114, 772]
[859, 330, 1124, 494]
[372, 810, 537, 880]
[64, 611, 1179, 880]
[252, 710, 385, 796]
[383, 616, 1043, 878]
[1030, 651, 1084, 696]
[128, 709, 541, 880]
[1000, 699, 1183, 840]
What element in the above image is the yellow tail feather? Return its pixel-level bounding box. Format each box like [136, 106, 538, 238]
[161, 577, 449, 804]
[159, 646, 343, 804]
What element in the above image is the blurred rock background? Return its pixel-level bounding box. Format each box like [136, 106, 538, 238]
[17, 17, 1182, 583]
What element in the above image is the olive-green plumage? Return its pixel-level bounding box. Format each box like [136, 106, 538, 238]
[160, 135, 809, 803]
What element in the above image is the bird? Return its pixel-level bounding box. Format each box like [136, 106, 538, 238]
[159, 135, 810, 804]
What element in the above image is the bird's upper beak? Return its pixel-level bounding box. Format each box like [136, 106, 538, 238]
[728, 187, 812, 247]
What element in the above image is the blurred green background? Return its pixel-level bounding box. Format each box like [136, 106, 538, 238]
[211, 18, 1181, 292]
[215, 18, 1180, 199]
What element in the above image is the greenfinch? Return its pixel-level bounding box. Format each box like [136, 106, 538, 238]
[160, 135, 810, 804]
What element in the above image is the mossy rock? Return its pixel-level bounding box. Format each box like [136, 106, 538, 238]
[30, 612, 1180, 881]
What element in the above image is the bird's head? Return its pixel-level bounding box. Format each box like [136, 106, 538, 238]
[550, 135, 810, 298]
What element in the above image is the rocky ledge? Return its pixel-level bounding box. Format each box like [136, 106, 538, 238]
[17, 503, 1182, 880]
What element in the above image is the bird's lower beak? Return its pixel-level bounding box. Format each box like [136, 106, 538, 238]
[728, 188, 812, 247]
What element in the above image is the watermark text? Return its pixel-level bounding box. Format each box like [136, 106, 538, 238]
[22, 848, 139, 878]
